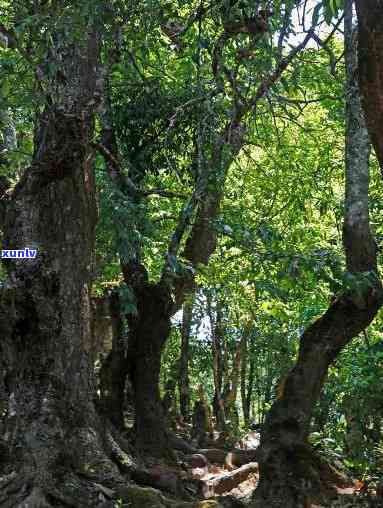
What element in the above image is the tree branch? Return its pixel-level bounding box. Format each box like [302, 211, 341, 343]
[248, 29, 315, 110]
[93, 142, 186, 199]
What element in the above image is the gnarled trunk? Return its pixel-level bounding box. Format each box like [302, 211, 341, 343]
[252, 3, 383, 506]
[127, 279, 174, 459]
[0, 23, 125, 507]
[252, 301, 382, 507]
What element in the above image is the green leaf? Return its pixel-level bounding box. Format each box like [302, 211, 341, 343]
[323, 6, 333, 25]
[329, 0, 336, 14]
[312, 4, 322, 26]
[1, 81, 9, 97]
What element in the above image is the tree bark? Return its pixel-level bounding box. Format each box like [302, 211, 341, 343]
[206, 295, 226, 430]
[0, 21, 128, 507]
[355, 0, 383, 171]
[252, 3, 383, 506]
[240, 330, 249, 426]
[179, 294, 194, 421]
[99, 291, 129, 429]
[245, 350, 256, 427]
[125, 271, 174, 459]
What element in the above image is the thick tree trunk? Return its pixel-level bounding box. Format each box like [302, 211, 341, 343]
[0, 26, 128, 507]
[126, 277, 174, 459]
[179, 295, 194, 421]
[252, 4, 383, 506]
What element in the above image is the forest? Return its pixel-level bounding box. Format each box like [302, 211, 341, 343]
[0, 0, 383, 507]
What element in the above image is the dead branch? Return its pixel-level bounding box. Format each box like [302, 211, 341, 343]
[202, 462, 259, 497]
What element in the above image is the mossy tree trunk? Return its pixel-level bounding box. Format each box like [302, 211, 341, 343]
[0, 17, 127, 507]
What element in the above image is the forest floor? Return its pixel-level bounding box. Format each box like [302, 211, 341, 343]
[130, 426, 381, 508]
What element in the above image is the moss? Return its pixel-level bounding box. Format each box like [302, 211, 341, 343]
[116, 485, 221, 508]
[116, 485, 167, 508]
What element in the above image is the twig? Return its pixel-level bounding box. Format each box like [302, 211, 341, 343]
[277, 4, 293, 60]
[248, 29, 315, 110]
[312, 14, 345, 76]
[93, 142, 186, 199]
[272, 93, 343, 105]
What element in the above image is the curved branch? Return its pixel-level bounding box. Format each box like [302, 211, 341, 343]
[252, 4, 383, 506]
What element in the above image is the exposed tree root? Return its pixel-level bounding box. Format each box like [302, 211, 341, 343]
[18, 487, 52, 508]
[0, 471, 117, 508]
[105, 423, 203, 499]
[0, 417, 251, 508]
[168, 433, 196, 454]
[202, 463, 258, 498]
[0, 419, 130, 508]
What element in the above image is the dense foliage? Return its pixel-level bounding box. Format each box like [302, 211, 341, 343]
[1, 0, 383, 505]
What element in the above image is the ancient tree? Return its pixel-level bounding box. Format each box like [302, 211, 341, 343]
[252, 1, 383, 506]
[0, 7, 128, 507]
